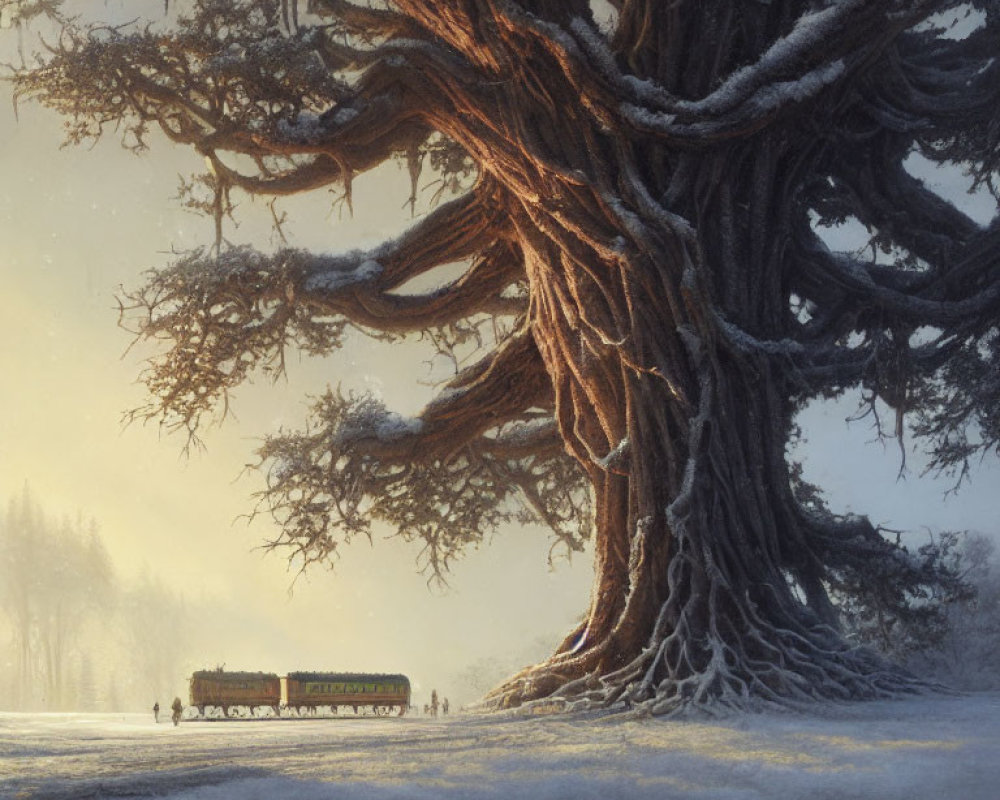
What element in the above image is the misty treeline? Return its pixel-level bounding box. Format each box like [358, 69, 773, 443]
[451, 636, 561, 705]
[847, 530, 1000, 692]
[0, 486, 190, 711]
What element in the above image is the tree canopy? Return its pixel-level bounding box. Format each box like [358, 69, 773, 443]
[6, 0, 999, 714]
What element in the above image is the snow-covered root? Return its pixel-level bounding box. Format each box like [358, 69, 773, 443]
[476, 561, 942, 719]
[477, 638, 940, 719]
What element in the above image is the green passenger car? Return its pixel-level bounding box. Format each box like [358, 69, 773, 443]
[284, 671, 411, 715]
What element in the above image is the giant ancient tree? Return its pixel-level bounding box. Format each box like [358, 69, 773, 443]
[8, 0, 999, 713]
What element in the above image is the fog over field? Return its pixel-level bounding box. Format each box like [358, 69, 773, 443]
[3, 694, 1000, 800]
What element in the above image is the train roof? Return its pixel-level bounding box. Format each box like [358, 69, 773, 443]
[190, 670, 280, 681]
[286, 671, 410, 684]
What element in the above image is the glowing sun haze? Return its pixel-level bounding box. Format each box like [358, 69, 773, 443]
[0, 9, 592, 703]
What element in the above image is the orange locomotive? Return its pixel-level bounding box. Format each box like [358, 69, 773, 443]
[189, 670, 281, 717]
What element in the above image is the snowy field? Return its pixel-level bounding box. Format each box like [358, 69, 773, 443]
[2, 694, 999, 800]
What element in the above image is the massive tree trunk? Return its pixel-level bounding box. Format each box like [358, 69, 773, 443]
[469, 43, 915, 708]
[484, 148, 914, 710]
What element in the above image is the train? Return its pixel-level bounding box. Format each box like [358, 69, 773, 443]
[187, 668, 411, 718]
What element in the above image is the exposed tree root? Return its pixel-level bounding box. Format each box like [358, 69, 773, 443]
[479, 621, 934, 718]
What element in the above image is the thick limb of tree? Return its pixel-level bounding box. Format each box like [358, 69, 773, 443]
[119, 184, 525, 438]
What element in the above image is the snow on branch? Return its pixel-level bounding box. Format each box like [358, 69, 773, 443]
[119, 228, 526, 443]
[674, 0, 863, 118]
[254, 387, 588, 582]
[568, 3, 867, 143]
[303, 258, 382, 292]
[11, 2, 452, 208]
[119, 245, 360, 444]
[11, 8, 349, 151]
[622, 60, 846, 142]
[329, 392, 423, 448]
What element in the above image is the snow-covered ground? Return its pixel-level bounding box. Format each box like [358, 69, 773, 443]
[2, 693, 998, 799]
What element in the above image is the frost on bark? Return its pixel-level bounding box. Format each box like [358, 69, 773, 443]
[11, 0, 1000, 714]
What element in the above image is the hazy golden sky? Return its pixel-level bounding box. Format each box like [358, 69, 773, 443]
[0, 48, 594, 703]
[1, 2, 997, 707]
